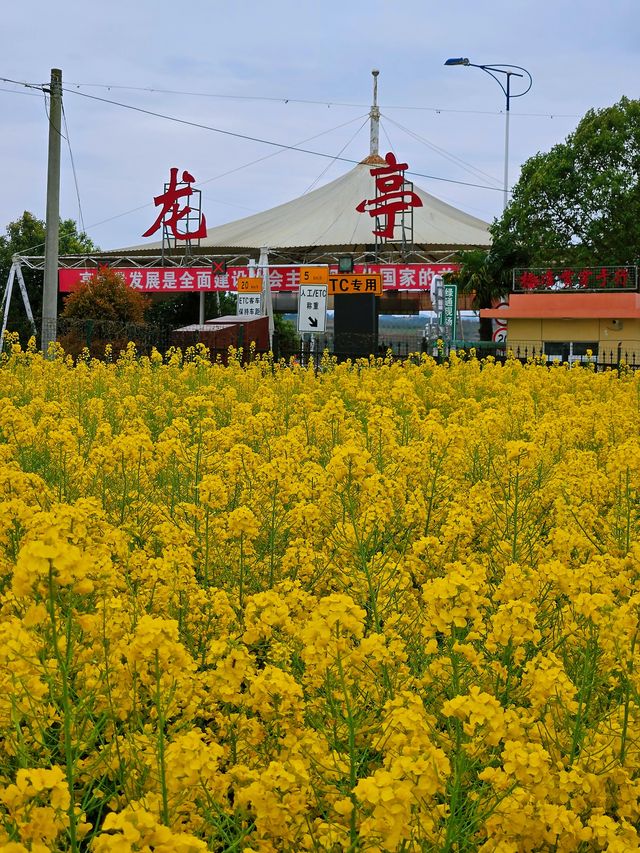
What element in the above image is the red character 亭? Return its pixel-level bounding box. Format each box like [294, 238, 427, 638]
[356, 152, 423, 240]
[143, 168, 207, 240]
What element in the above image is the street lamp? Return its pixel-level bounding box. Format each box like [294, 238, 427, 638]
[444, 57, 532, 211]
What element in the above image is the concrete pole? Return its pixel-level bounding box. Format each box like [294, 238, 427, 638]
[42, 68, 62, 354]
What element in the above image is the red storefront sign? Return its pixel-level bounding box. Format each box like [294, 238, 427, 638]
[59, 264, 458, 293]
[513, 266, 637, 292]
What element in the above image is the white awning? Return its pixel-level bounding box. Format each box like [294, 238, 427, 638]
[124, 156, 491, 252]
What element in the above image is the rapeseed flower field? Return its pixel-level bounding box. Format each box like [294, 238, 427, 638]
[1, 339, 640, 851]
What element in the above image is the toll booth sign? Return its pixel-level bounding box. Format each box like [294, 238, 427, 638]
[327, 274, 382, 295]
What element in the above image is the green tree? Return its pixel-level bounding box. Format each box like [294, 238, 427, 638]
[0, 212, 97, 338]
[273, 312, 300, 353]
[491, 97, 640, 266]
[445, 239, 527, 341]
[445, 250, 498, 342]
[59, 267, 148, 358]
[144, 291, 237, 327]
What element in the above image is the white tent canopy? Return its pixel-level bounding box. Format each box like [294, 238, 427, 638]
[126, 155, 491, 253]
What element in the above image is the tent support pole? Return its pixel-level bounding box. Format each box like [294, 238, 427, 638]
[15, 263, 37, 338]
[0, 263, 17, 349]
[259, 247, 274, 351]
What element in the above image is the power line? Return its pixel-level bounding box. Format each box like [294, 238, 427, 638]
[0, 75, 46, 91]
[379, 118, 398, 160]
[64, 80, 580, 119]
[3, 95, 375, 248]
[67, 81, 344, 106]
[86, 113, 372, 231]
[9, 88, 87, 256]
[303, 117, 369, 194]
[0, 86, 42, 98]
[384, 105, 579, 119]
[63, 88, 505, 193]
[198, 113, 370, 188]
[61, 104, 86, 234]
[383, 114, 503, 188]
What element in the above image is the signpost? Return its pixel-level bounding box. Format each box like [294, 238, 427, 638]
[297, 285, 328, 333]
[431, 275, 444, 319]
[441, 283, 458, 343]
[431, 275, 457, 342]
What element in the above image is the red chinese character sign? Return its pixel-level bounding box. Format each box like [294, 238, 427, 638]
[356, 152, 423, 242]
[513, 266, 637, 292]
[143, 168, 208, 245]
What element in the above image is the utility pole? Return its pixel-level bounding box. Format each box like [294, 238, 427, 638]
[42, 68, 62, 354]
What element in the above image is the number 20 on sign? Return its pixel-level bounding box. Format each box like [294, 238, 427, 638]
[237, 277, 263, 293]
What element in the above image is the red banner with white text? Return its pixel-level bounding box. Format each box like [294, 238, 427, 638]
[59, 264, 458, 294]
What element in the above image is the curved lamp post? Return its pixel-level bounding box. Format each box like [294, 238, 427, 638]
[444, 58, 532, 210]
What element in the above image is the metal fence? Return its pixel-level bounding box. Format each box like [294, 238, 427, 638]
[471, 342, 640, 372]
[6, 321, 432, 363]
[5, 321, 640, 373]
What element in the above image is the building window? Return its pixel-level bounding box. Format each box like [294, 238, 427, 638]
[543, 341, 598, 363]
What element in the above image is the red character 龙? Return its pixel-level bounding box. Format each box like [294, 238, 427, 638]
[143, 168, 207, 240]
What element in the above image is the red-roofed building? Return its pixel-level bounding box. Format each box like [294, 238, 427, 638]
[480, 266, 640, 362]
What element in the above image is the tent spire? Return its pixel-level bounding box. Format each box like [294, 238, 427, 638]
[369, 69, 380, 156]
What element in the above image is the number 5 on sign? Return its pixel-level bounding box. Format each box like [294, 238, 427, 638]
[299, 266, 329, 285]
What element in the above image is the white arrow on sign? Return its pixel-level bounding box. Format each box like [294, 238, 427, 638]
[297, 284, 328, 333]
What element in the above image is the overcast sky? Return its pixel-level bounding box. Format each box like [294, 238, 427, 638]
[1, 0, 638, 252]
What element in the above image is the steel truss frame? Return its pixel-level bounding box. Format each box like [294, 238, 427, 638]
[12, 253, 255, 271]
[1, 260, 37, 345]
[2, 248, 460, 347]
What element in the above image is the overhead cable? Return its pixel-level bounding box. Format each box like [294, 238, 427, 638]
[61, 104, 86, 233]
[64, 80, 580, 119]
[63, 88, 506, 193]
[383, 114, 503, 188]
[302, 116, 369, 194]
[13, 113, 372, 239]
[0, 75, 46, 91]
[0, 86, 42, 98]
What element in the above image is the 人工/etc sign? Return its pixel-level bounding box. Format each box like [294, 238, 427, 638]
[297, 285, 328, 333]
[327, 274, 382, 295]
